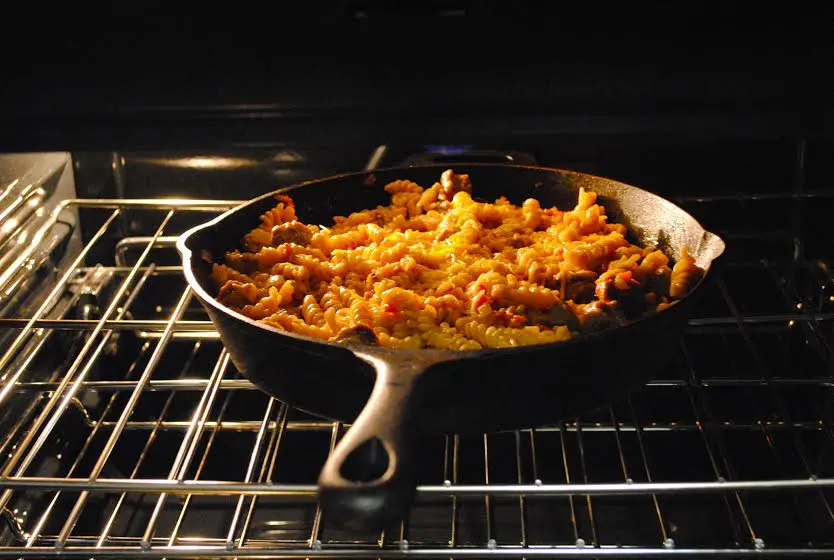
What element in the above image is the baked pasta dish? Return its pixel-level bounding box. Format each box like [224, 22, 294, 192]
[211, 170, 704, 350]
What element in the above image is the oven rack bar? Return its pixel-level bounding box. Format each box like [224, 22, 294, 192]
[8, 419, 831, 434]
[0, 532, 824, 553]
[0, 545, 831, 558]
[0, 475, 831, 496]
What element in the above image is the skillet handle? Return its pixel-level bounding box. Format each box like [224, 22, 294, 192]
[317, 351, 447, 530]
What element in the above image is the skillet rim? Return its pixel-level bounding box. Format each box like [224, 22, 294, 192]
[176, 163, 726, 358]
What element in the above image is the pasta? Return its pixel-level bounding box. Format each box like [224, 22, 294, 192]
[211, 169, 705, 350]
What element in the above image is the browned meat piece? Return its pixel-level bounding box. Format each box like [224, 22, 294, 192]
[217, 280, 259, 308]
[645, 266, 672, 299]
[508, 236, 527, 249]
[527, 300, 579, 331]
[595, 270, 646, 319]
[566, 281, 595, 303]
[437, 169, 472, 202]
[495, 306, 528, 328]
[271, 221, 313, 246]
[334, 325, 379, 346]
[595, 270, 640, 301]
[564, 270, 597, 303]
[573, 301, 626, 334]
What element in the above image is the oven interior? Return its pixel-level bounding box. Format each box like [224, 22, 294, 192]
[1, 6, 833, 550]
[0, 131, 831, 559]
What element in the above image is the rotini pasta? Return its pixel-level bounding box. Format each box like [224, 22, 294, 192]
[212, 169, 705, 349]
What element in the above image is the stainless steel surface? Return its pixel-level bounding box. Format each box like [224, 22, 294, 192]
[0, 181, 832, 558]
[0, 153, 79, 314]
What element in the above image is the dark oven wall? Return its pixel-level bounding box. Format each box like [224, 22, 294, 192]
[3, 4, 832, 196]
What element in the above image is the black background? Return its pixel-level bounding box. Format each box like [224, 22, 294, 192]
[1, 3, 831, 151]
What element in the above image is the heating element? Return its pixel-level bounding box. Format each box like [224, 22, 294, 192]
[0, 146, 832, 558]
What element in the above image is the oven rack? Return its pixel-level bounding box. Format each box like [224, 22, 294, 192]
[0, 197, 831, 558]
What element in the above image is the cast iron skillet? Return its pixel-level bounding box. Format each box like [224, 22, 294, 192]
[177, 164, 725, 531]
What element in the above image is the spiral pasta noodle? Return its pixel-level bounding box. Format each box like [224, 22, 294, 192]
[212, 169, 705, 349]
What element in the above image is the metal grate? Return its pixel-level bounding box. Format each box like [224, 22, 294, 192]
[0, 180, 832, 558]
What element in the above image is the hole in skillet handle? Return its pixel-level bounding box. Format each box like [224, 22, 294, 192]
[317, 348, 454, 531]
[340, 437, 390, 483]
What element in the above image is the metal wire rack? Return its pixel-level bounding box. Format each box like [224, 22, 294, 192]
[0, 179, 832, 558]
